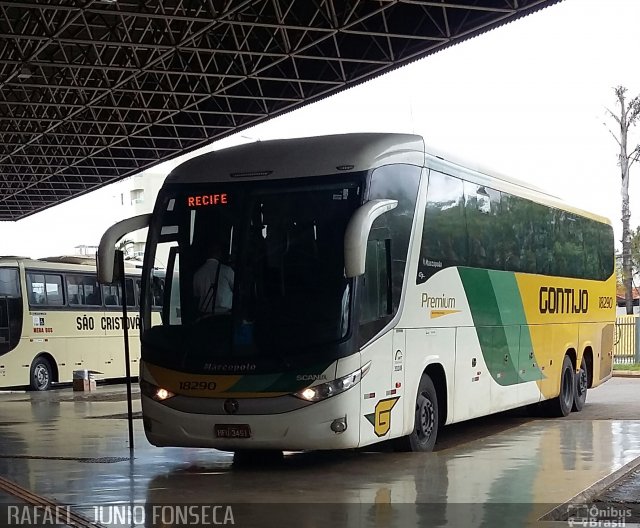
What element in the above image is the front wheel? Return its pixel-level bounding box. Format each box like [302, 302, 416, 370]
[572, 356, 588, 412]
[394, 374, 439, 452]
[30, 356, 53, 391]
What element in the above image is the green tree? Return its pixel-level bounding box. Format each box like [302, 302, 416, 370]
[607, 86, 640, 314]
[629, 227, 640, 274]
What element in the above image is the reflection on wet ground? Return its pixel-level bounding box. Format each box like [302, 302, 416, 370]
[0, 380, 638, 527]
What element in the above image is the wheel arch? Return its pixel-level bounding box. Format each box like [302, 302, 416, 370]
[31, 352, 59, 384]
[423, 363, 448, 426]
[582, 346, 594, 388]
[565, 348, 577, 370]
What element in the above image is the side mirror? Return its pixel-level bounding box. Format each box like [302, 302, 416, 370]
[344, 199, 398, 278]
[97, 214, 151, 284]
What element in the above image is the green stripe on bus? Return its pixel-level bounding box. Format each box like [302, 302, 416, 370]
[488, 271, 544, 382]
[458, 268, 543, 386]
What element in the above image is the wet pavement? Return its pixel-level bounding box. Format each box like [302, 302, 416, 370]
[0, 379, 638, 527]
[593, 466, 640, 520]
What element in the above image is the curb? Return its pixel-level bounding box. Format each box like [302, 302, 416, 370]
[612, 371, 640, 377]
[540, 455, 640, 521]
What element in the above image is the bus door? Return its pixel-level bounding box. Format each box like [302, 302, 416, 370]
[358, 235, 399, 444]
[0, 296, 10, 348]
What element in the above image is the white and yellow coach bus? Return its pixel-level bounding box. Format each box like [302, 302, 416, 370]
[0, 255, 158, 391]
[98, 133, 615, 452]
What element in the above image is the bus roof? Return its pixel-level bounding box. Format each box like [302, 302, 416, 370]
[0, 255, 142, 273]
[164, 133, 425, 184]
[163, 133, 610, 225]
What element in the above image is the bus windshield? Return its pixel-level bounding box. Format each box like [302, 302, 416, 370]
[142, 175, 363, 370]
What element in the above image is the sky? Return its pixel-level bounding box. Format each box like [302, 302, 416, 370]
[2, 0, 640, 258]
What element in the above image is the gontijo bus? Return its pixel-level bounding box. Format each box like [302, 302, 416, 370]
[0, 255, 153, 390]
[97, 133, 615, 452]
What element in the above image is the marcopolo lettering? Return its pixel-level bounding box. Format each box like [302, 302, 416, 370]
[539, 287, 589, 314]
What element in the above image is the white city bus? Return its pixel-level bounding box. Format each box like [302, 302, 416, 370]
[0, 255, 160, 390]
[98, 133, 615, 452]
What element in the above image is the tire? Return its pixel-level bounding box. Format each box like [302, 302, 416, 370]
[394, 374, 439, 452]
[548, 355, 574, 417]
[30, 356, 53, 391]
[572, 356, 588, 412]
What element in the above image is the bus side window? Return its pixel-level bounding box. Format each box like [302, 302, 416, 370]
[125, 278, 136, 307]
[359, 233, 392, 345]
[27, 273, 45, 305]
[102, 285, 120, 306]
[85, 285, 102, 306]
[360, 238, 391, 324]
[151, 276, 164, 307]
[417, 171, 466, 283]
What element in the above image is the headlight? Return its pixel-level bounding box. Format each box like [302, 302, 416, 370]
[140, 379, 176, 402]
[294, 362, 371, 402]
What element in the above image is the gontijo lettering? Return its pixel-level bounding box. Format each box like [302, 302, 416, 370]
[539, 286, 588, 314]
[187, 193, 228, 207]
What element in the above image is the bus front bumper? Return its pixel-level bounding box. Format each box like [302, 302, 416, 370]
[141, 390, 361, 451]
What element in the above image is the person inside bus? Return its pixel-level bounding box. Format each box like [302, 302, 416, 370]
[193, 240, 235, 315]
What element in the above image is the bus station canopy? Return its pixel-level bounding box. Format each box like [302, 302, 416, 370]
[0, 0, 560, 221]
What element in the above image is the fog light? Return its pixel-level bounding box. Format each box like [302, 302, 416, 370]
[330, 417, 347, 434]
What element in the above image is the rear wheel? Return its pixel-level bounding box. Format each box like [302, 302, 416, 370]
[547, 355, 574, 417]
[394, 374, 439, 452]
[30, 356, 52, 391]
[572, 356, 588, 412]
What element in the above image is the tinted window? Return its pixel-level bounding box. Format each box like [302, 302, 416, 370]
[125, 279, 136, 307]
[597, 223, 615, 278]
[66, 275, 102, 306]
[102, 285, 120, 306]
[367, 164, 420, 312]
[0, 268, 20, 297]
[464, 182, 502, 269]
[27, 273, 63, 306]
[417, 171, 613, 281]
[417, 171, 466, 283]
[360, 239, 391, 325]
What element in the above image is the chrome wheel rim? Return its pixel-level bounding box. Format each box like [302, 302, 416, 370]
[33, 364, 49, 390]
[416, 395, 435, 441]
[577, 368, 587, 397]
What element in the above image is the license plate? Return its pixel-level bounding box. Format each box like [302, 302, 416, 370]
[214, 424, 252, 439]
